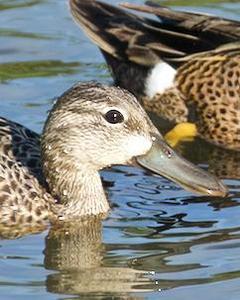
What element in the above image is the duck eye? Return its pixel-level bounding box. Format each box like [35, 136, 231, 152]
[104, 109, 124, 124]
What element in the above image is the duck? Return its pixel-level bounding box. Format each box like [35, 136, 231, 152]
[69, 0, 240, 151]
[0, 81, 227, 229]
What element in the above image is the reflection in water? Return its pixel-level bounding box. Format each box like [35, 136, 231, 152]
[0, 60, 81, 82]
[0, 223, 47, 239]
[0, 0, 42, 11]
[208, 148, 240, 179]
[124, 226, 240, 290]
[0, 29, 56, 40]
[44, 218, 152, 296]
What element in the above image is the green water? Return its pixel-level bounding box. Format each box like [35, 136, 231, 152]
[0, 0, 240, 299]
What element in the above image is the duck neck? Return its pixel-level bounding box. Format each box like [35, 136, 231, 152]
[59, 169, 110, 218]
[42, 152, 110, 218]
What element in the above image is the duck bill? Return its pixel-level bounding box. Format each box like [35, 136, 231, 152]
[136, 134, 228, 197]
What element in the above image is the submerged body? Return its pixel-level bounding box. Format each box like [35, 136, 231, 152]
[69, 0, 240, 151]
[0, 82, 227, 228]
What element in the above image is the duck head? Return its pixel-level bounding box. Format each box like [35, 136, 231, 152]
[41, 82, 227, 218]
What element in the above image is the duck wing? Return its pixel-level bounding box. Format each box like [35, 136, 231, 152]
[124, 1, 240, 43]
[70, 0, 240, 63]
[0, 117, 42, 182]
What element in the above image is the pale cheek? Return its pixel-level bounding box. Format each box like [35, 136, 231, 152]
[123, 135, 152, 158]
[145, 62, 176, 99]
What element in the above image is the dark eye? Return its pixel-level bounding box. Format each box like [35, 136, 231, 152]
[104, 109, 124, 124]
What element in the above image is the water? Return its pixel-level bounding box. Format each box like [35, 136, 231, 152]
[0, 0, 240, 299]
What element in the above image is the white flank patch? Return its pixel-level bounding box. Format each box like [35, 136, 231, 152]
[124, 135, 152, 158]
[145, 62, 176, 99]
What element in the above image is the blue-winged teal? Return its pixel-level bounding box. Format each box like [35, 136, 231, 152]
[0, 82, 227, 228]
[70, 0, 240, 151]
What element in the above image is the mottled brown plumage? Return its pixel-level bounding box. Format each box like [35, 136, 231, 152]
[0, 118, 57, 229]
[69, 0, 240, 150]
[0, 82, 227, 232]
[144, 45, 240, 149]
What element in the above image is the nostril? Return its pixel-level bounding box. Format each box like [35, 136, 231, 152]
[165, 149, 172, 158]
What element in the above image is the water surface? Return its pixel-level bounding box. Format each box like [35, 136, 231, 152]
[0, 0, 240, 299]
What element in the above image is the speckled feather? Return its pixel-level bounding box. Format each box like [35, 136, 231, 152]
[0, 118, 57, 228]
[144, 45, 240, 150]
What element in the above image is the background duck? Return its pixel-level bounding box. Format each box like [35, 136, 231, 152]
[69, 0, 240, 151]
[0, 81, 227, 230]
